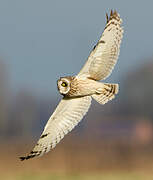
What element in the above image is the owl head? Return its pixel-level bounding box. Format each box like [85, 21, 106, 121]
[57, 77, 73, 95]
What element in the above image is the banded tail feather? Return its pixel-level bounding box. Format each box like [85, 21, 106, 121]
[92, 83, 119, 104]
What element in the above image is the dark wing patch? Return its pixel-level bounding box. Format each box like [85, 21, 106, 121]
[40, 133, 49, 139]
[93, 40, 105, 50]
[19, 150, 41, 161]
[20, 154, 36, 161]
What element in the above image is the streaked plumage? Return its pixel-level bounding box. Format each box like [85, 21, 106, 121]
[78, 10, 123, 80]
[20, 10, 123, 160]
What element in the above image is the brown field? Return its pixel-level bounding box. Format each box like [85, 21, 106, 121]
[1, 138, 153, 180]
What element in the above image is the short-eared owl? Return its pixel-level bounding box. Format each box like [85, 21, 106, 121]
[20, 10, 123, 160]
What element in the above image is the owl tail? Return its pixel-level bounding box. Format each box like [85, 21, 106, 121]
[92, 83, 119, 105]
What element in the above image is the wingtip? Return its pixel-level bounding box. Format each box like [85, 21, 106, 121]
[114, 9, 117, 14]
[19, 156, 26, 161]
[105, 9, 121, 24]
[106, 13, 109, 23]
[110, 9, 113, 16]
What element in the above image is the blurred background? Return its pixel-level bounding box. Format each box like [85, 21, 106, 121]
[0, 0, 153, 179]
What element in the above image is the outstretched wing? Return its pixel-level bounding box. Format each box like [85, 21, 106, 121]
[78, 10, 123, 80]
[20, 96, 91, 160]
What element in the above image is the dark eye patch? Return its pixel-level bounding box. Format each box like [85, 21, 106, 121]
[61, 82, 67, 87]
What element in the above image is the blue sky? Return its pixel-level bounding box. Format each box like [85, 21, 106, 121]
[0, 0, 153, 97]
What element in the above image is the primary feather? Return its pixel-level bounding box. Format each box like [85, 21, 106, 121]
[20, 96, 91, 160]
[78, 10, 123, 80]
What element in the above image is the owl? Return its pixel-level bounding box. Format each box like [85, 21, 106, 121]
[20, 10, 123, 160]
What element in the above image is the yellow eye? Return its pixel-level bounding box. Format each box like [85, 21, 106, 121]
[61, 82, 67, 87]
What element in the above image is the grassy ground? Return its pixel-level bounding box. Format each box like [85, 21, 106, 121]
[1, 142, 153, 180]
[2, 172, 153, 180]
